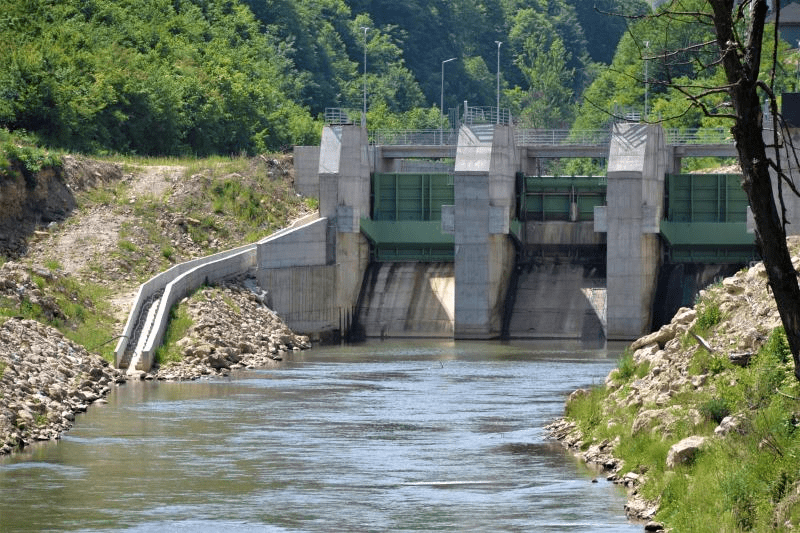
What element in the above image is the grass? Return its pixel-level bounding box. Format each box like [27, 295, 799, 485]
[566, 325, 800, 532]
[1, 152, 304, 365]
[0, 272, 117, 361]
[154, 300, 193, 366]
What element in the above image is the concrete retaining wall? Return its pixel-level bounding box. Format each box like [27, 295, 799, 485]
[115, 214, 323, 372]
[293, 146, 320, 198]
[134, 246, 258, 371]
[114, 241, 258, 369]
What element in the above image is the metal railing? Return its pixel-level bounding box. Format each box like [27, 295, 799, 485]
[370, 129, 458, 146]
[664, 128, 731, 144]
[366, 126, 733, 147]
[324, 107, 353, 125]
[515, 129, 611, 146]
[463, 106, 512, 125]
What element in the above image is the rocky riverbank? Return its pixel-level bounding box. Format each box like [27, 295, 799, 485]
[548, 237, 800, 531]
[0, 317, 125, 455]
[0, 267, 310, 455]
[147, 280, 311, 382]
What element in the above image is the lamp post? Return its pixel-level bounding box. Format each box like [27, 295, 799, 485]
[441, 57, 456, 144]
[643, 40, 649, 120]
[361, 26, 369, 127]
[495, 41, 502, 124]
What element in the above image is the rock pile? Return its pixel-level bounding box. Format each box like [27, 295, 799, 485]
[0, 318, 125, 455]
[549, 236, 800, 526]
[151, 280, 311, 381]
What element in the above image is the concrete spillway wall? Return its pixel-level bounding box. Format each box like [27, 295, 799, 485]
[505, 263, 606, 340]
[353, 262, 455, 338]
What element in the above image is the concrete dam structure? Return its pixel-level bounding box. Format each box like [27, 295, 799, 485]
[290, 115, 757, 342]
[117, 114, 762, 371]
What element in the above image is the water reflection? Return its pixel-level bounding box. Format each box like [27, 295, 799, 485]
[0, 339, 639, 532]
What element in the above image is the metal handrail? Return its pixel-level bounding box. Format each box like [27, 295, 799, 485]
[367, 127, 734, 147]
[463, 106, 512, 125]
[324, 108, 353, 125]
[370, 129, 459, 146]
[664, 128, 731, 144]
[515, 129, 611, 146]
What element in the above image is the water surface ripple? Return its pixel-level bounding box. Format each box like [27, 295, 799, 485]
[0, 339, 640, 532]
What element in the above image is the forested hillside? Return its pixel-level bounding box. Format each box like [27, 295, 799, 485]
[573, 0, 798, 133]
[1, 0, 647, 156]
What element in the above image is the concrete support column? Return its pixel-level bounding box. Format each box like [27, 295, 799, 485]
[260, 124, 371, 339]
[452, 124, 517, 338]
[603, 123, 667, 339]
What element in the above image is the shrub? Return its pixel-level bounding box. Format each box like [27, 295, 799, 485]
[700, 396, 730, 424]
[695, 299, 722, 333]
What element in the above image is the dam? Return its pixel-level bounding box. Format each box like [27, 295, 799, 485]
[115, 107, 763, 371]
[284, 109, 756, 343]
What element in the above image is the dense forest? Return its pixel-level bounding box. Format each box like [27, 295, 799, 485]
[0, 0, 649, 156]
[3, 0, 797, 157]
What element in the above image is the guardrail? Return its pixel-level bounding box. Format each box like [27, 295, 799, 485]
[515, 129, 611, 146]
[463, 106, 512, 126]
[370, 129, 458, 146]
[368, 127, 733, 147]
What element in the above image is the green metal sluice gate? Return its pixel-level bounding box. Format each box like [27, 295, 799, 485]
[661, 174, 757, 263]
[360, 173, 455, 262]
[358, 172, 757, 264]
[517, 174, 607, 222]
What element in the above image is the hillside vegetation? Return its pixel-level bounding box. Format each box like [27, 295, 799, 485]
[0, 142, 310, 362]
[556, 240, 800, 531]
[0, 0, 648, 157]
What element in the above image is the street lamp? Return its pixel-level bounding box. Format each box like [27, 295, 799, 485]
[644, 40, 649, 120]
[495, 41, 502, 124]
[361, 26, 369, 127]
[441, 57, 456, 143]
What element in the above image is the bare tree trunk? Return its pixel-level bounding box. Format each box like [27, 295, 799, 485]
[709, 0, 800, 379]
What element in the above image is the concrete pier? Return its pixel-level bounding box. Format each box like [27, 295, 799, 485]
[257, 124, 370, 339]
[452, 124, 517, 338]
[599, 123, 667, 339]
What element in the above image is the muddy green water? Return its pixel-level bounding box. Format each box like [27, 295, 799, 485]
[0, 339, 640, 532]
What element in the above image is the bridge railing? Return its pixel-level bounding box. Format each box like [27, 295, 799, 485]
[367, 126, 734, 147]
[463, 106, 512, 125]
[664, 127, 731, 144]
[324, 107, 354, 125]
[515, 129, 611, 146]
[370, 129, 458, 146]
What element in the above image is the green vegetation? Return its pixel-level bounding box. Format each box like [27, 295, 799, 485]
[567, 326, 800, 531]
[0, 129, 62, 186]
[0, 0, 651, 158]
[572, 0, 795, 133]
[0, 273, 116, 361]
[154, 301, 193, 366]
[614, 347, 650, 382]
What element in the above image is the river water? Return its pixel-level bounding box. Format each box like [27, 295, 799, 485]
[0, 339, 640, 532]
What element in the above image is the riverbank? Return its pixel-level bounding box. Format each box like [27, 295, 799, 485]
[0, 154, 315, 455]
[0, 276, 311, 455]
[550, 237, 800, 532]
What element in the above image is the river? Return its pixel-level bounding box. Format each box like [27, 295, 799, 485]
[0, 339, 640, 532]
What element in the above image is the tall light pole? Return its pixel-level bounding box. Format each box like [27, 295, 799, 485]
[441, 57, 456, 143]
[495, 41, 502, 124]
[361, 26, 369, 127]
[643, 40, 649, 120]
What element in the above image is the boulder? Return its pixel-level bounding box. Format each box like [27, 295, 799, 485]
[666, 436, 706, 469]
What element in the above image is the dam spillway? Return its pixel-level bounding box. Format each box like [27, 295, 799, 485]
[353, 262, 454, 338]
[505, 263, 606, 340]
[282, 117, 759, 345]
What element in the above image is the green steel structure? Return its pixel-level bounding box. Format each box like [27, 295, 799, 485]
[358, 171, 756, 264]
[360, 173, 455, 262]
[517, 174, 607, 222]
[661, 174, 757, 263]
